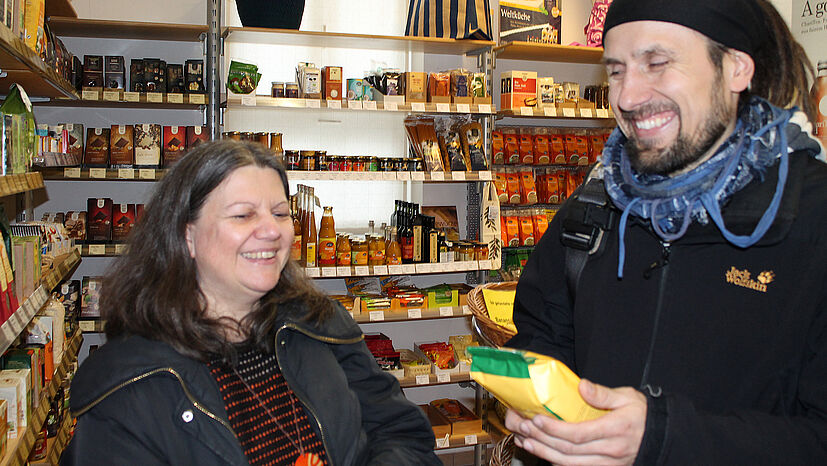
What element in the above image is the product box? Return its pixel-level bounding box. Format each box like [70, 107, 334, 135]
[86, 198, 113, 243]
[63, 123, 83, 165]
[428, 72, 451, 104]
[185, 59, 205, 94]
[143, 58, 166, 93]
[0, 399, 7, 455]
[501, 70, 537, 110]
[322, 66, 342, 101]
[82, 54, 103, 88]
[81, 276, 104, 318]
[135, 204, 145, 222]
[403, 72, 427, 103]
[112, 203, 136, 242]
[23, 0, 44, 52]
[134, 124, 161, 168]
[0, 376, 21, 438]
[163, 126, 186, 167]
[64, 211, 87, 243]
[129, 59, 145, 92]
[296, 62, 321, 99]
[429, 398, 482, 436]
[109, 125, 134, 168]
[2, 368, 29, 431]
[3, 349, 41, 408]
[537, 77, 556, 108]
[55, 279, 81, 320]
[104, 55, 125, 89]
[71, 55, 83, 90]
[419, 404, 451, 440]
[166, 64, 185, 94]
[499, 1, 561, 44]
[415, 341, 460, 378]
[83, 128, 109, 167]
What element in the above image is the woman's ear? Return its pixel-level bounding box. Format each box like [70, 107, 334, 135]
[726, 49, 755, 93]
[185, 224, 196, 258]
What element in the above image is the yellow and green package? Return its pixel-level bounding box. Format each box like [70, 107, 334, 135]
[468, 346, 607, 422]
[482, 287, 517, 333]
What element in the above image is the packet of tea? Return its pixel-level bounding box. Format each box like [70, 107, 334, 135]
[227, 60, 261, 94]
[468, 346, 609, 422]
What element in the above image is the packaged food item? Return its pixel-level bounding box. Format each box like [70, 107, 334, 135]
[381, 69, 402, 96]
[537, 77, 555, 108]
[296, 62, 321, 99]
[64, 211, 86, 242]
[492, 131, 504, 165]
[471, 73, 486, 98]
[86, 198, 113, 242]
[532, 208, 550, 241]
[534, 128, 550, 165]
[112, 203, 136, 242]
[104, 55, 125, 89]
[518, 130, 534, 165]
[503, 128, 520, 165]
[415, 119, 444, 172]
[573, 131, 590, 166]
[563, 82, 580, 103]
[109, 125, 134, 168]
[165, 63, 185, 93]
[403, 72, 427, 103]
[440, 130, 469, 172]
[550, 130, 566, 164]
[501, 71, 537, 110]
[346, 79, 365, 100]
[226, 60, 260, 94]
[185, 59, 205, 94]
[163, 126, 186, 167]
[504, 215, 520, 247]
[83, 127, 109, 167]
[493, 171, 509, 204]
[318, 206, 336, 267]
[505, 169, 521, 205]
[429, 399, 482, 434]
[186, 126, 209, 152]
[589, 131, 606, 164]
[553, 82, 565, 104]
[428, 72, 451, 102]
[143, 58, 167, 93]
[82, 55, 103, 88]
[134, 124, 161, 168]
[285, 82, 300, 98]
[450, 69, 471, 100]
[469, 346, 608, 422]
[81, 276, 104, 318]
[519, 211, 535, 246]
[322, 66, 342, 100]
[64, 123, 84, 164]
[519, 170, 538, 205]
[418, 342, 457, 370]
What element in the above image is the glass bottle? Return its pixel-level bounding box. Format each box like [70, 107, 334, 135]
[290, 195, 302, 262]
[304, 187, 318, 267]
[386, 226, 402, 265]
[401, 204, 414, 264]
[336, 235, 352, 266]
[412, 203, 423, 263]
[318, 206, 336, 267]
[813, 60, 827, 147]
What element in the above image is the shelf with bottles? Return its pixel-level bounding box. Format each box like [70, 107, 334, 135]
[493, 41, 603, 64]
[0, 330, 82, 466]
[304, 261, 492, 278]
[0, 173, 45, 198]
[0, 21, 78, 99]
[285, 170, 493, 183]
[225, 94, 494, 115]
[497, 105, 613, 120]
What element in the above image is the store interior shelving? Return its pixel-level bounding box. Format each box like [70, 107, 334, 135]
[0, 21, 78, 99]
[494, 41, 604, 64]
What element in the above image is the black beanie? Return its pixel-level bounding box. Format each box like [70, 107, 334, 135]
[603, 0, 768, 57]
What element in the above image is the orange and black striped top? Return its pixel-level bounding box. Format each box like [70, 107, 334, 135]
[208, 348, 328, 465]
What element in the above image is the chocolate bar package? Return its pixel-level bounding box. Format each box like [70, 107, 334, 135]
[185, 59, 204, 94]
[84, 127, 109, 167]
[135, 204, 145, 222]
[83, 55, 103, 88]
[71, 55, 83, 90]
[104, 55, 125, 89]
[143, 58, 166, 93]
[163, 126, 186, 167]
[166, 64, 185, 94]
[81, 276, 104, 318]
[64, 123, 83, 164]
[55, 280, 81, 321]
[186, 125, 208, 150]
[134, 124, 161, 168]
[64, 211, 87, 243]
[130, 59, 145, 92]
[112, 203, 136, 242]
[86, 198, 113, 242]
[109, 125, 134, 168]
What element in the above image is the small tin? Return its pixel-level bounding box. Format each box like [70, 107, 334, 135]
[285, 150, 300, 170]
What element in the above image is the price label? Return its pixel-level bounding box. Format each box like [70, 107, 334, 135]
[321, 267, 337, 277]
[396, 172, 411, 181]
[354, 266, 370, 276]
[114, 244, 127, 255]
[362, 101, 377, 110]
[462, 305, 471, 315]
[411, 172, 425, 181]
[305, 99, 321, 108]
[372, 265, 388, 275]
[479, 171, 492, 180]
[543, 106, 557, 117]
[305, 267, 321, 278]
[147, 92, 164, 103]
[478, 260, 492, 270]
[411, 102, 426, 112]
[188, 94, 207, 105]
[88, 244, 106, 255]
[81, 89, 99, 100]
[167, 93, 184, 104]
[384, 101, 398, 111]
[123, 91, 140, 102]
[562, 107, 577, 118]
[79, 320, 97, 333]
[456, 103, 470, 113]
[436, 436, 449, 449]
[327, 100, 341, 109]
[380, 172, 397, 181]
[436, 103, 451, 113]
[437, 373, 450, 383]
[464, 434, 478, 445]
[520, 106, 535, 116]
[433, 263, 449, 273]
[414, 264, 429, 274]
[452, 171, 466, 181]
[579, 108, 593, 118]
[415, 375, 429, 385]
[102, 90, 120, 101]
[139, 169, 156, 180]
[478, 104, 492, 113]
[430, 171, 444, 181]
[337, 266, 351, 276]
[369, 311, 385, 322]
[596, 109, 610, 119]
[439, 306, 454, 317]
[401, 264, 417, 274]
[63, 167, 81, 178]
[347, 100, 362, 110]
[89, 168, 107, 179]
[118, 168, 135, 179]
[387, 265, 404, 275]
[407, 308, 422, 319]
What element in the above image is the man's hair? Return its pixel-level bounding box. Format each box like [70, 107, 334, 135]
[101, 140, 334, 362]
[708, 0, 814, 120]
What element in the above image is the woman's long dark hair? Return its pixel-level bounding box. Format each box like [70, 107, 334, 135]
[101, 140, 334, 362]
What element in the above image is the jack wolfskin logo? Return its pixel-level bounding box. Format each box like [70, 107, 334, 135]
[725, 267, 774, 293]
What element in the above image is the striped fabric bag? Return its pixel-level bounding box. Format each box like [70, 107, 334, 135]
[405, 0, 493, 40]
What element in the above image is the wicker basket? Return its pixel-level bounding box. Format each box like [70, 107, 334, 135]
[468, 282, 518, 347]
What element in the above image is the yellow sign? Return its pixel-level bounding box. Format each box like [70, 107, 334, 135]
[482, 288, 517, 333]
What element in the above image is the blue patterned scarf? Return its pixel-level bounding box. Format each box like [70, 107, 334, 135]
[602, 97, 819, 278]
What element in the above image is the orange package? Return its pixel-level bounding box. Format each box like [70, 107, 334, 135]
[550, 132, 566, 164]
[574, 133, 590, 166]
[493, 171, 509, 204]
[532, 209, 549, 242]
[505, 169, 522, 205]
[505, 215, 521, 247]
[519, 213, 535, 246]
[519, 170, 538, 205]
[563, 133, 579, 165]
[567, 169, 580, 198]
[589, 132, 606, 164]
[504, 129, 520, 164]
[492, 131, 505, 165]
[501, 215, 509, 245]
[534, 130, 550, 165]
[519, 131, 534, 165]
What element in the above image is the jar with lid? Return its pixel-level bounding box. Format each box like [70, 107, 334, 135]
[326, 155, 339, 171]
[342, 156, 354, 172]
[351, 240, 369, 266]
[254, 132, 269, 147]
[316, 151, 329, 171]
[380, 158, 394, 172]
[270, 133, 284, 162]
[369, 234, 386, 266]
[299, 150, 317, 170]
[271, 82, 286, 98]
[352, 156, 366, 172]
[368, 156, 380, 172]
[336, 235, 352, 266]
[286, 82, 300, 98]
[285, 150, 300, 170]
[474, 242, 488, 261]
[223, 131, 242, 141]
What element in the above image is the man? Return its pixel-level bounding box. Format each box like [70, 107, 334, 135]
[505, 0, 827, 464]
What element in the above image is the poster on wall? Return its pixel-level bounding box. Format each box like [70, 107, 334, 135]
[792, 0, 827, 145]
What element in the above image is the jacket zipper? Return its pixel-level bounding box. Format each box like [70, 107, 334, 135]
[73, 367, 235, 435]
[274, 323, 362, 466]
[640, 241, 671, 387]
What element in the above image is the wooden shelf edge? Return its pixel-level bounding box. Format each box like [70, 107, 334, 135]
[225, 26, 494, 49]
[225, 95, 494, 114]
[48, 17, 206, 42]
[0, 173, 45, 197]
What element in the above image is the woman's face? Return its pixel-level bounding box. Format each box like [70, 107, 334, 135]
[186, 165, 293, 319]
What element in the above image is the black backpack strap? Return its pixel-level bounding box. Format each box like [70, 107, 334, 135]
[560, 164, 617, 297]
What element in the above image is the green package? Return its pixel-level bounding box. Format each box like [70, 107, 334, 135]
[227, 60, 261, 94]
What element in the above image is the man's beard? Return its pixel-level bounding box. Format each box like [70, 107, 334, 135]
[623, 89, 733, 176]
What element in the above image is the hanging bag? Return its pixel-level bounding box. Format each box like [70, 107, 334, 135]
[480, 181, 502, 270]
[405, 0, 493, 40]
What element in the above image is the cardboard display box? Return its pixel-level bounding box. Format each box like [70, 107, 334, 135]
[499, 1, 562, 44]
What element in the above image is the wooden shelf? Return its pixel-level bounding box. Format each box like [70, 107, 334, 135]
[45, 0, 77, 19]
[0, 330, 83, 466]
[286, 170, 492, 183]
[0, 173, 44, 197]
[0, 250, 81, 355]
[435, 431, 491, 451]
[48, 17, 207, 42]
[501, 203, 564, 210]
[225, 95, 494, 115]
[494, 41, 604, 64]
[352, 304, 472, 324]
[497, 107, 614, 120]
[77, 244, 127, 257]
[40, 90, 208, 109]
[77, 318, 104, 333]
[306, 261, 494, 279]
[225, 27, 494, 55]
[398, 372, 472, 389]
[40, 167, 165, 182]
[0, 25, 78, 99]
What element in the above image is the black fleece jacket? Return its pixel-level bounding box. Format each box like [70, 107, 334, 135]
[509, 151, 827, 464]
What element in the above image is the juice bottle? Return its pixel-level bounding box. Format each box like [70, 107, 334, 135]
[304, 187, 317, 267]
[369, 234, 386, 265]
[813, 60, 827, 147]
[336, 235, 352, 266]
[385, 227, 402, 265]
[318, 206, 336, 267]
[290, 195, 302, 262]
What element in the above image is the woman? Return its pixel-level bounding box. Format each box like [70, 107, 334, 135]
[62, 141, 440, 465]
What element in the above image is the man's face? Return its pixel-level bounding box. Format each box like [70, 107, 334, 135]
[603, 21, 741, 175]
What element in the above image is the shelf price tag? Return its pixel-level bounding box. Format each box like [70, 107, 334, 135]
[63, 167, 81, 178]
[478, 104, 492, 113]
[452, 171, 466, 181]
[89, 168, 107, 179]
[411, 172, 425, 181]
[579, 108, 593, 118]
[81, 89, 99, 100]
[562, 107, 577, 118]
[464, 435, 478, 445]
[372, 265, 388, 275]
[347, 100, 362, 110]
[411, 102, 426, 112]
[118, 168, 135, 179]
[321, 267, 337, 277]
[436, 103, 451, 113]
[354, 266, 370, 276]
[114, 244, 127, 255]
[430, 171, 444, 181]
[369, 311, 385, 322]
[436, 436, 449, 449]
[123, 92, 140, 102]
[462, 305, 471, 315]
[439, 306, 454, 317]
[240, 94, 257, 106]
[327, 100, 341, 109]
[396, 172, 411, 181]
[401, 264, 417, 274]
[437, 373, 450, 383]
[306, 99, 321, 108]
[88, 244, 106, 255]
[167, 93, 184, 104]
[543, 106, 557, 117]
[188, 94, 207, 105]
[336, 266, 351, 276]
[147, 92, 164, 104]
[139, 169, 156, 180]
[384, 101, 398, 112]
[596, 109, 610, 119]
[102, 90, 120, 101]
[79, 320, 97, 333]
[387, 265, 405, 275]
[415, 375, 430, 385]
[362, 101, 377, 110]
[478, 259, 492, 270]
[305, 267, 320, 278]
[479, 171, 492, 181]
[407, 308, 422, 319]
[520, 106, 534, 116]
[456, 103, 470, 113]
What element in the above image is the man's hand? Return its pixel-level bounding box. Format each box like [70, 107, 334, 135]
[504, 379, 647, 466]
